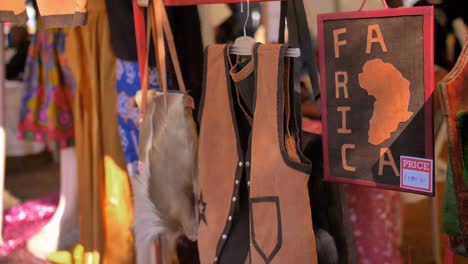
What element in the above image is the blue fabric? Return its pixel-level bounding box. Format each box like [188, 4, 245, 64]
[115, 59, 166, 176]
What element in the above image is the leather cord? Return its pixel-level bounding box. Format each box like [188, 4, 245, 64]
[358, 0, 388, 11]
[140, 0, 188, 118]
[278, 0, 321, 109]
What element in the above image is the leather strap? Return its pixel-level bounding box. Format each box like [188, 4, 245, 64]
[358, 0, 388, 11]
[140, 9, 152, 120]
[160, 1, 187, 94]
[278, 0, 321, 108]
[132, 0, 147, 89]
[150, 0, 168, 108]
[278, 0, 287, 44]
[140, 0, 188, 118]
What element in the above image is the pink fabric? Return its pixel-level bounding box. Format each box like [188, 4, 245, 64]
[347, 185, 403, 264]
[302, 118, 322, 134]
[0, 193, 59, 256]
[444, 236, 457, 264]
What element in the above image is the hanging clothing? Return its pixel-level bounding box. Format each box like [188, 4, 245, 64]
[0, 0, 87, 28]
[440, 40, 468, 256]
[17, 27, 75, 155]
[65, 0, 134, 263]
[197, 43, 317, 263]
[346, 186, 403, 263]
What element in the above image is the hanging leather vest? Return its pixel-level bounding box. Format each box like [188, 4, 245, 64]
[197, 43, 317, 263]
[439, 40, 468, 255]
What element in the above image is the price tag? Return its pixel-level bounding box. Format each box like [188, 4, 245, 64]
[400, 156, 433, 193]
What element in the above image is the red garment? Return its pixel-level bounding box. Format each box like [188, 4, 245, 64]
[347, 185, 403, 263]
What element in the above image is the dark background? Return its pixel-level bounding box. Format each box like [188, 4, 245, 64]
[323, 15, 427, 186]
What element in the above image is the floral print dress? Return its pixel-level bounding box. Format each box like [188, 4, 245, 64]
[17, 27, 75, 155]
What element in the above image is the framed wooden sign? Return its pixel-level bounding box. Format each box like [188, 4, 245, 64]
[317, 6, 434, 195]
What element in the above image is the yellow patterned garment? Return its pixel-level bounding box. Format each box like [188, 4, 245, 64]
[0, 0, 87, 28]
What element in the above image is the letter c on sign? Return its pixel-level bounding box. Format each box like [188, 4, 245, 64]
[342, 144, 356, 172]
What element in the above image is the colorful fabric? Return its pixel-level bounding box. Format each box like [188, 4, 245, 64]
[0, 193, 58, 257]
[17, 27, 75, 154]
[115, 58, 163, 177]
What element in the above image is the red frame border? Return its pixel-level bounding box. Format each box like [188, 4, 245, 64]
[317, 6, 434, 196]
[164, 0, 274, 6]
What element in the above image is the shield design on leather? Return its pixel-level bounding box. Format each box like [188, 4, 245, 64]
[250, 196, 282, 263]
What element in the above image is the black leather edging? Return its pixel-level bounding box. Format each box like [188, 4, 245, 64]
[286, 54, 311, 165]
[197, 47, 209, 125]
[274, 46, 312, 174]
[214, 161, 244, 261]
[224, 43, 246, 167]
[250, 196, 283, 263]
[212, 44, 247, 262]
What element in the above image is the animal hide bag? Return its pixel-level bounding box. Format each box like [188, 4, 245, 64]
[132, 0, 198, 262]
[133, 90, 198, 263]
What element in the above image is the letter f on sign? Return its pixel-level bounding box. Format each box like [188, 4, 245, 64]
[333, 28, 347, 58]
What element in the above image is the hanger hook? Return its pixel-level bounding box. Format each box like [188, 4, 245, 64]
[242, 0, 250, 37]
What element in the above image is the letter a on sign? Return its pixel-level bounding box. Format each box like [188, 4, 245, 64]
[366, 24, 388, 54]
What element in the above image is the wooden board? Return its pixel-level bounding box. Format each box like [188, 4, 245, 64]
[317, 6, 434, 196]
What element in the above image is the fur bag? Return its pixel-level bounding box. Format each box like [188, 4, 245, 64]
[133, 90, 198, 263]
[132, 0, 198, 262]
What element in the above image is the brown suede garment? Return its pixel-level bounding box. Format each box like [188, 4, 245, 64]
[198, 43, 317, 263]
[249, 44, 317, 263]
[198, 45, 240, 263]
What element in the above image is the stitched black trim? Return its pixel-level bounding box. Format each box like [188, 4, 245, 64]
[274, 46, 312, 174]
[197, 47, 209, 125]
[213, 44, 247, 262]
[287, 56, 310, 165]
[250, 196, 283, 263]
[214, 160, 244, 259]
[224, 43, 245, 162]
[251, 43, 261, 118]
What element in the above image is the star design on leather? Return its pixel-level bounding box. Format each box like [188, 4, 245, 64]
[198, 192, 207, 225]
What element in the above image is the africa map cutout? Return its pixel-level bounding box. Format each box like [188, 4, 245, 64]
[359, 59, 413, 146]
